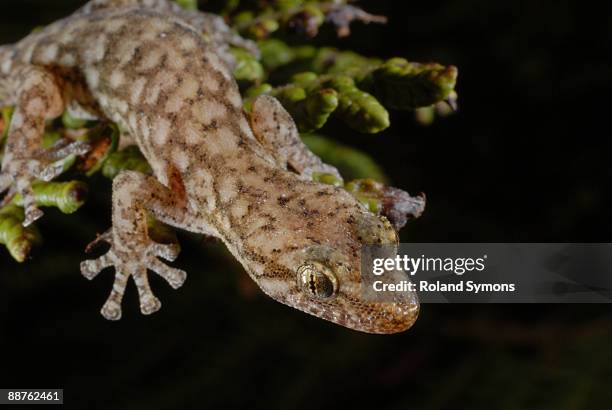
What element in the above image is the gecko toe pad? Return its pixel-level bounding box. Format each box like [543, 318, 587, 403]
[81, 237, 186, 320]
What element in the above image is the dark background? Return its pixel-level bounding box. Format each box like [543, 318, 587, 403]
[1, 1, 612, 409]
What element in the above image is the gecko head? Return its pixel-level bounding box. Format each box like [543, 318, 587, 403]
[253, 193, 419, 334]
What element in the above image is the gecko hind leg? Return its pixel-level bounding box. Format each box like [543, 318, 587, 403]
[250, 95, 343, 182]
[80, 170, 189, 320]
[0, 65, 89, 226]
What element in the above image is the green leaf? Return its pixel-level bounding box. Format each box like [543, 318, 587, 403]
[301, 134, 387, 182]
[102, 146, 152, 180]
[175, 0, 198, 11]
[1, 106, 12, 141]
[325, 75, 389, 133]
[11, 181, 88, 214]
[61, 110, 89, 130]
[0, 204, 42, 263]
[231, 47, 265, 83]
[358, 58, 458, 110]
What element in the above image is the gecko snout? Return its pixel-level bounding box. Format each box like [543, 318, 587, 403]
[287, 243, 419, 334]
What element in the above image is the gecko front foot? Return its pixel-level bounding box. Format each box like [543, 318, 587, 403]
[80, 234, 186, 320]
[0, 140, 89, 226]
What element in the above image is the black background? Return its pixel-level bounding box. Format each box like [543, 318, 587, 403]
[1, 1, 612, 409]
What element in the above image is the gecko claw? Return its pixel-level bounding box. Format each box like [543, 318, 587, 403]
[41, 140, 90, 163]
[101, 299, 122, 321]
[15, 180, 43, 227]
[36, 141, 90, 181]
[38, 162, 66, 182]
[0, 139, 91, 226]
[148, 257, 186, 289]
[23, 205, 43, 227]
[84, 229, 112, 253]
[80, 251, 113, 279]
[150, 242, 180, 262]
[81, 236, 185, 320]
[139, 295, 162, 316]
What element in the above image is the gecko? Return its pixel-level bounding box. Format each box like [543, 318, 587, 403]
[0, 0, 420, 334]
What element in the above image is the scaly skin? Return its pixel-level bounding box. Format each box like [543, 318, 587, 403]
[0, 0, 419, 334]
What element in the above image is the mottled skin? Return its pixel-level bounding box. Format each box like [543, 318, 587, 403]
[0, 0, 418, 333]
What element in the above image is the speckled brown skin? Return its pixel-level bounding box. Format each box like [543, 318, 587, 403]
[250, 95, 343, 181]
[0, 0, 418, 333]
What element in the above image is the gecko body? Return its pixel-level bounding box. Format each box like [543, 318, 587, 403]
[0, 0, 419, 334]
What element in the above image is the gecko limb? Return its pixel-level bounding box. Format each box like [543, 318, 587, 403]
[0, 65, 89, 227]
[80, 170, 190, 320]
[324, 3, 387, 38]
[345, 179, 426, 231]
[250, 95, 342, 182]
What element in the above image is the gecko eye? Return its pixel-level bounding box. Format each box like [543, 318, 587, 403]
[297, 262, 338, 299]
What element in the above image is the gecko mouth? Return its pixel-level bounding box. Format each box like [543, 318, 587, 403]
[293, 296, 420, 334]
[339, 290, 420, 334]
